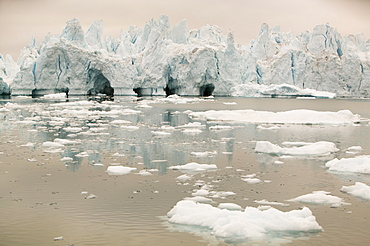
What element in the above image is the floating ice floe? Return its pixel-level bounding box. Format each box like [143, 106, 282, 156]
[176, 174, 193, 182]
[192, 189, 210, 196]
[167, 200, 322, 240]
[345, 146, 363, 154]
[253, 199, 290, 207]
[109, 119, 132, 124]
[341, 182, 370, 200]
[60, 157, 73, 162]
[184, 196, 213, 203]
[106, 166, 137, 175]
[41, 141, 65, 148]
[287, 191, 349, 207]
[168, 162, 217, 172]
[209, 125, 233, 131]
[255, 141, 338, 156]
[135, 170, 153, 176]
[151, 131, 171, 136]
[189, 109, 361, 125]
[190, 151, 217, 157]
[42, 93, 66, 99]
[177, 122, 205, 128]
[217, 203, 242, 210]
[325, 156, 370, 174]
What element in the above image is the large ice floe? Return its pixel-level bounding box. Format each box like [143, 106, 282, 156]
[167, 200, 322, 240]
[255, 141, 339, 156]
[2, 16, 370, 97]
[189, 109, 361, 125]
[325, 156, 370, 174]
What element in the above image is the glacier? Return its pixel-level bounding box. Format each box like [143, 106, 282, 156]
[1, 16, 370, 97]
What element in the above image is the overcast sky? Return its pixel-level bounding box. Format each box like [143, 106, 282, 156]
[1, 0, 370, 58]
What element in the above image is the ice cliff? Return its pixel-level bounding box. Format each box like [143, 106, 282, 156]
[1, 16, 370, 97]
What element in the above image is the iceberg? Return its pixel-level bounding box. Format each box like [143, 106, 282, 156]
[2, 16, 370, 97]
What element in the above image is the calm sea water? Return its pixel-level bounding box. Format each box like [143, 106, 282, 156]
[0, 96, 370, 246]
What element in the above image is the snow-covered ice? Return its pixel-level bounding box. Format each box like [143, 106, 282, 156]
[341, 182, 370, 200]
[256, 141, 338, 156]
[167, 200, 322, 240]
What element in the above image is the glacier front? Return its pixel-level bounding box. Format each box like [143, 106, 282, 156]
[1, 16, 370, 97]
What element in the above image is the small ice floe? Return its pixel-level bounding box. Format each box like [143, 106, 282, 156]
[54, 138, 80, 145]
[274, 160, 284, 164]
[223, 102, 237, 105]
[218, 203, 242, 210]
[184, 196, 213, 203]
[253, 199, 290, 207]
[345, 146, 363, 154]
[325, 156, 370, 174]
[176, 174, 193, 182]
[106, 166, 137, 175]
[20, 142, 35, 147]
[177, 122, 205, 129]
[151, 131, 171, 137]
[60, 157, 73, 162]
[135, 170, 153, 176]
[27, 158, 37, 162]
[255, 141, 338, 156]
[81, 191, 88, 195]
[120, 125, 139, 131]
[209, 191, 236, 199]
[192, 189, 209, 196]
[112, 152, 125, 157]
[167, 200, 322, 239]
[53, 236, 64, 241]
[287, 191, 350, 207]
[190, 151, 217, 158]
[43, 148, 63, 153]
[341, 182, 370, 200]
[256, 125, 280, 130]
[209, 125, 233, 131]
[110, 119, 132, 125]
[189, 109, 360, 125]
[181, 128, 202, 135]
[63, 127, 83, 132]
[85, 194, 97, 199]
[43, 93, 66, 99]
[41, 141, 65, 148]
[75, 152, 89, 158]
[241, 177, 262, 184]
[168, 162, 217, 173]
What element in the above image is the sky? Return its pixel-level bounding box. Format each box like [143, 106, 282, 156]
[1, 0, 370, 59]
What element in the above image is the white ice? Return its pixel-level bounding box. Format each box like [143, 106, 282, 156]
[106, 166, 137, 175]
[167, 200, 322, 240]
[255, 141, 338, 156]
[189, 109, 361, 125]
[287, 191, 349, 207]
[169, 162, 217, 172]
[341, 182, 370, 200]
[325, 156, 370, 174]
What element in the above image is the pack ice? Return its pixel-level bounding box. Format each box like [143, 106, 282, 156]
[2, 16, 370, 97]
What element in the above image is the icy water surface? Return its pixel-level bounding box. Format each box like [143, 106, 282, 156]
[0, 96, 370, 246]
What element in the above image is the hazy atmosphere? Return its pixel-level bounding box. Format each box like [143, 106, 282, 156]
[1, 0, 370, 58]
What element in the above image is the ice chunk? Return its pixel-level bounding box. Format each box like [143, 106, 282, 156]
[254, 199, 290, 207]
[169, 162, 217, 172]
[287, 191, 349, 206]
[341, 182, 370, 200]
[176, 174, 193, 182]
[217, 203, 242, 210]
[256, 141, 338, 156]
[189, 109, 361, 125]
[106, 165, 137, 175]
[325, 156, 370, 174]
[167, 200, 322, 239]
[41, 141, 65, 148]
